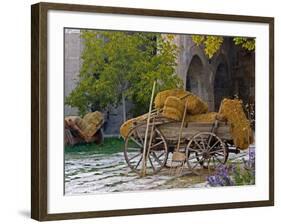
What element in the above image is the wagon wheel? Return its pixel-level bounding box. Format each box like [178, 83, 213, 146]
[185, 132, 228, 175]
[124, 123, 168, 176]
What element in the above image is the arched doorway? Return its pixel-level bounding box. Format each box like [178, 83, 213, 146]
[186, 55, 203, 97]
[214, 63, 230, 111]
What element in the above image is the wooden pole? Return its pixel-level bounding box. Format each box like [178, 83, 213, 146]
[141, 81, 156, 177]
[175, 101, 188, 152]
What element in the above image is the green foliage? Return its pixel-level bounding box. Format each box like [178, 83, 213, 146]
[192, 35, 205, 46]
[233, 37, 255, 51]
[191, 35, 255, 59]
[66, 31, 182, 116]
[192, 35, 223, 58]
[232, 164, 255, 185]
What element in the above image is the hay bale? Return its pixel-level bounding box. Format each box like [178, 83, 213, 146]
[219, 99, 253, 150]
[76, 117, 88, 131]
[120, 114, 147, 138]
[162, 96, 185, 121]
[185, 94, 208, 115]
[164, 96, 185, 113]
[80, 111, 104, 138]
[154, 89, 190, 109]
[162, 106, 183, 121]
[154, 89, 208, 115]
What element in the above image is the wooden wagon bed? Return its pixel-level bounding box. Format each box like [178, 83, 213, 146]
[132, 116, 232, 141]
[123, 114, 237, 177]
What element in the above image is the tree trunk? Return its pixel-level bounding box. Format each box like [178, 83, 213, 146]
[122, 92, 126, 122]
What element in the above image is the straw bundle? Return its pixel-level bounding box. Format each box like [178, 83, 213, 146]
[154, 89, 190, 109]
[154, 89, 208, 115]
[162, 107, 183, 121]
[185, 94, 208, 115]
[162, 96, 185, 121]
[219, 99, 253, 149]
[79, 111, 104, 139]
[120, 114, 147, 138]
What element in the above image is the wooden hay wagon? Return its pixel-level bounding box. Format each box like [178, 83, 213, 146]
[124, 112, 240, 176]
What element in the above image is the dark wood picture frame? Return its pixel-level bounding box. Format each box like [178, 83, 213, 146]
[31, 2, 274, 221]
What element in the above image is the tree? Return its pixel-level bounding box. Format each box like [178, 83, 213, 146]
[66, 31, 182, 118]
[191, 35, 255, 59]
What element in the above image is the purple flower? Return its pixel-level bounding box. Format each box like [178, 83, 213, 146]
[206, 164, 234, 187]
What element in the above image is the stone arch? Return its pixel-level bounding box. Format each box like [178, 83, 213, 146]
[213, 56, 231, 111]
[211, 54, 230, 83]
[186, 55, 203, 96]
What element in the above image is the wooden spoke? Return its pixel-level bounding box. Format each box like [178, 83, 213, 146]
[150, 140, 164, 149]
[193, 139, 203, 151]
[128, 153, 142, 161]
[214, 154, 223, 163]
[200, 136, 206, 150]
[191, 157, 204, 169]
[151, 152, 164, 165]
[187, 153, 203, 161]
[210, 148, 224, 154]
[135, 128, 144, 145]
[214, 152, 225, 157]
[188, 148, 202, 153]
[130, 136, 143, 147]
[148, 156, 156, 172]
[156, 152, 165, 159]
[207, 134, 213, 148]
[208, 139, 220, 151]
[135, 156, 142, 169]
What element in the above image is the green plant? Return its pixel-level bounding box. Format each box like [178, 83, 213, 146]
[233, 37, 255, 51]
[192, 35, 223, 58]
[66, 31, 182, 117]
[191, 35, 255, 59]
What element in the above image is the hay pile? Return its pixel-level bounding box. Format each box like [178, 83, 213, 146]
[219, 99, 253, 149]
[77, 111, 104, 140]
[65, 112, 104, 142]
[162, 96, 185, 121]
[120, 114, 147, 138]
[154, 89, 189, 109]
[185, 94, 208, 115]
[154, 88, 208, 117]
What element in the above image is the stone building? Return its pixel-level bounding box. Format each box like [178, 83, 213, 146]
[173, 35, 255, 111]
[64, 30, 255, 135]
[64, 29, 82, 116]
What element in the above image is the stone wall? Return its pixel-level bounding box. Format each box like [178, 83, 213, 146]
[173, 35, 254, 111]
[64, 29, 82, 116]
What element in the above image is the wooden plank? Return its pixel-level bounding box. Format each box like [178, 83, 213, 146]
[158, 122, 232, 141]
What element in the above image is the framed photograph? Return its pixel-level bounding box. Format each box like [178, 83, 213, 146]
[31, 2, 274, 221]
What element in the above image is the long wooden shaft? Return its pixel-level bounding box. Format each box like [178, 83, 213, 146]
[175, 101, 188, 152]
[141, 81, 156, 177]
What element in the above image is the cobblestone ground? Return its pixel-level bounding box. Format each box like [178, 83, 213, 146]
[65, 146, 253, 195]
